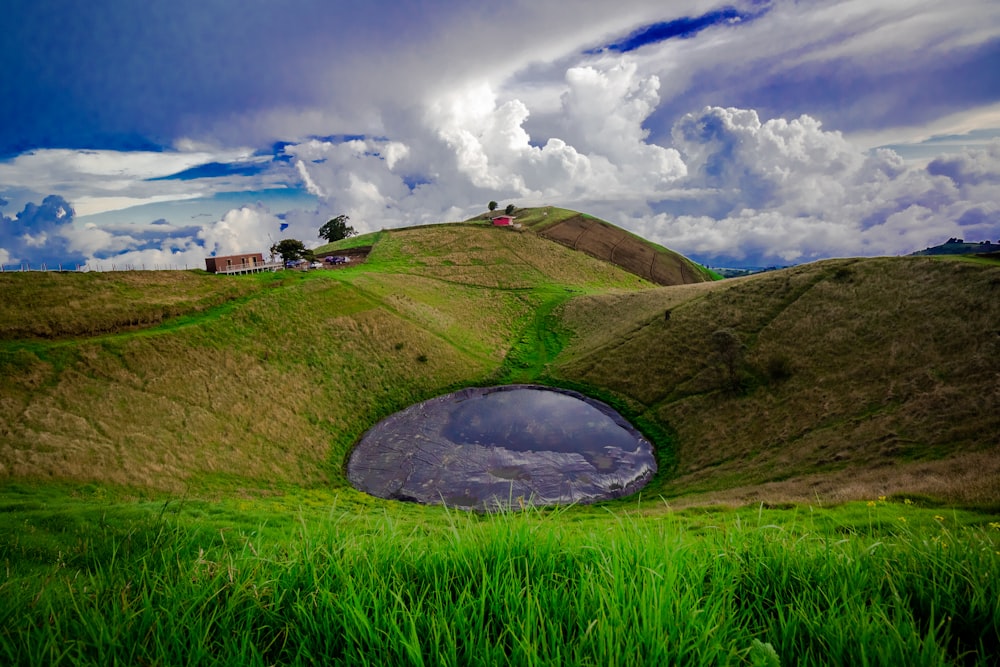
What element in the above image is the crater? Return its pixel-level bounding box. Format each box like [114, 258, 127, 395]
[346, 385, 656, 510]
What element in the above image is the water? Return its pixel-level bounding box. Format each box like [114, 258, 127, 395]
[346, 385, 656, 510]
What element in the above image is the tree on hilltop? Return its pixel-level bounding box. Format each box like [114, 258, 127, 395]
[488, 201, 498, 212]
[319, 215, 357, 242]
[504, 204, 515, 215]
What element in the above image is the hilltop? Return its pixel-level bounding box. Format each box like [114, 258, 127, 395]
[912, 237, 1000, 257]
[1, 217, 998, 508]
[463, 206, 719, 285]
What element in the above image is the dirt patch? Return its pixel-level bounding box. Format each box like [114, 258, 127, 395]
[315, 245, 372, 268]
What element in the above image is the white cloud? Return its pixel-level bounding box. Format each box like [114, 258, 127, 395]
[5, 0, 1000, 271]
[197, 205, 285, 258]
[629, 107, 1000, 264]
[0, 147, 269, 217]
[422, 60, 685, 205]
[21, 232, 48, 248]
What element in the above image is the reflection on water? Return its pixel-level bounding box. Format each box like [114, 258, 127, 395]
[444, 388, 640, 455]
[347, 385, 656, 510]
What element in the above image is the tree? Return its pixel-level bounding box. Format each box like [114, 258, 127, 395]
[271, 239, 310, 263]
[711, 328, 746, 394]
[488, 201, 498, 212]
[504, 204, 515, 215]
[318, 215, 357, 243]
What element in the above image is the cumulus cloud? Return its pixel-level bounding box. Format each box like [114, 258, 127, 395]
[423, 60, 685, 204]
[3, 10, 1000, 273]
[68, 204, 293, 271]
[0, 195, 83, 267]
[927, 141, 1000, 186]
[0, 147, 278, 218]
[632, 107, 1000, 265]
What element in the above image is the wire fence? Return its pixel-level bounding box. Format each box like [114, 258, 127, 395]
[0, 262, 196, 273]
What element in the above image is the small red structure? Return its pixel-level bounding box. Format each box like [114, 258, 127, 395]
[205, 252, 265, 274]
[491, 215, 515, 226]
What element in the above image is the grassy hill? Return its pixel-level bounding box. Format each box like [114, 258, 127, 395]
[2, 219, 1000, 665]
[912, 239, 1000, 256]
[2, 224, 998, 504]
[552, 256, 1000, 507]
[465, 206, 720, 284]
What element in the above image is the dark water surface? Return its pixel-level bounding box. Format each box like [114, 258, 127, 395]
[346, 385, 656, 510]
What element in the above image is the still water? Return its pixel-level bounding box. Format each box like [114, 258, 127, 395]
[347, 385, 656, 510]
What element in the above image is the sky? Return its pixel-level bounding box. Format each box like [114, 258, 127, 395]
[2, 0, 999, 270]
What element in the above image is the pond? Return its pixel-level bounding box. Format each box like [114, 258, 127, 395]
[346, 385, 656, 510]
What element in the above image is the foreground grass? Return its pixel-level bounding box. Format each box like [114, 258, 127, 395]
[2, 488, 997, 666]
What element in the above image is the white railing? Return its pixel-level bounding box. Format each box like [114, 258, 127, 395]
[214, 261, 283, 275]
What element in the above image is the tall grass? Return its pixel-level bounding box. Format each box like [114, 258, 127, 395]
[2, 498, 997, 666]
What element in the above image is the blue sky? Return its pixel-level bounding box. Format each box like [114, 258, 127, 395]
[2, 0, 999, 269]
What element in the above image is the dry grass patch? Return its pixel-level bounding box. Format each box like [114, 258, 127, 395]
[369, 225, 653, 291]
[0, 270, 263, 339]
[553, 257, 1000, 505]
[0, 274, 495, 491]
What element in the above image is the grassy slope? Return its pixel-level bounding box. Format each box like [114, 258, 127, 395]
[551, 256, 1000, 507]
[0, 270, 265, 339]
[467, 206, 721, 284]
[0, 225, 648, 493]
[2, 229, 1000, 665]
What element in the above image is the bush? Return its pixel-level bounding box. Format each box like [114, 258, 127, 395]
[763, 354, 794, 383]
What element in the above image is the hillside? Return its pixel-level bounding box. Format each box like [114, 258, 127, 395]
[912, 238, 1000, 256]
[0, 224, 651, 492]
[1, 223, 998, 508]
[465, 207, 719, 285]
[551, 256, 1000, 507]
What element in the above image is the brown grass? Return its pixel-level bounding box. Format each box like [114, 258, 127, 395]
[0, 270, 263, 339]
[0, 274, 491, 491]
[2, 240, 998, 508]
[552, 257, 1000, 505]
[537, 214, 712, 285]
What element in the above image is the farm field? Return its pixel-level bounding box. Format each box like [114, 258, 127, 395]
[1, 214, 999, 665]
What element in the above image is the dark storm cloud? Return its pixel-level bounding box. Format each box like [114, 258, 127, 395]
[150, 162, 271, 182]
[0, 0, 474, 154]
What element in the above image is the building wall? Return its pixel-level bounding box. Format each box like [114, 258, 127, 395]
[205, 253, 264, 273]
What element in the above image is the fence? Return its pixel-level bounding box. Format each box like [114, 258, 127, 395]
[0, 262, 202, 273]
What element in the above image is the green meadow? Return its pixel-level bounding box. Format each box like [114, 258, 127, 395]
[2, 212, 999, 665]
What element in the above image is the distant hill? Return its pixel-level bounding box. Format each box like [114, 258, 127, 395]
[1, 217, 998, 509]
[466, 207, 719, 285]
[911, 238, 1000, 256]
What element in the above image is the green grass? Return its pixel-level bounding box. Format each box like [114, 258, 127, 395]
[0, 270, 269, 340]
[2, 220, 999, 664]
[1, 487, 997, 666]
